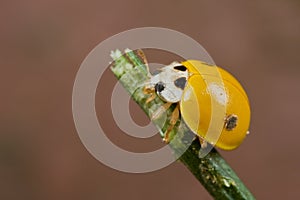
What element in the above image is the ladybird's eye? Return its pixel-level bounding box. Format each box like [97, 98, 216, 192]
[155, 82, 165, 93]
[174, 65, 187, 71]
[174, 77, 187, 89]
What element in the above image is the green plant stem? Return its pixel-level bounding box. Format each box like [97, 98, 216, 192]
[110, 49, 255, 200]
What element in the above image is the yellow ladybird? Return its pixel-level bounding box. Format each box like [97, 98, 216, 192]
[144, 60, 251, 150]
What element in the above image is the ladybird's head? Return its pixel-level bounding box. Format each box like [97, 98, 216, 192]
[148, 62, 189, 103]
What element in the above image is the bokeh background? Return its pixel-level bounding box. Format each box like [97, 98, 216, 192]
[1, 0, 300, 199]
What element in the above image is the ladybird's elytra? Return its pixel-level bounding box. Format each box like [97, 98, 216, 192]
[145, 59, 251, 150]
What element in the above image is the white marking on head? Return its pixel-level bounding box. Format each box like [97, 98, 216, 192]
[149, 62, 189, 103]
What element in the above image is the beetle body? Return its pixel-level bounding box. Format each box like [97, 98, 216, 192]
[146, 60, 251, 150]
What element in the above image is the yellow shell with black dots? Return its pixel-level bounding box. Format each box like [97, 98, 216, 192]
[180, 60, 251, 150]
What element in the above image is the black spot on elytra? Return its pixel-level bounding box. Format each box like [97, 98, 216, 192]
[225, 115, 238, 130]
[174, 65, 187, 71]
[174, 77, 187, 90]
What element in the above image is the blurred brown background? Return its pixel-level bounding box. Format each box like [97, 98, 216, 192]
[1, 0, 300, 199]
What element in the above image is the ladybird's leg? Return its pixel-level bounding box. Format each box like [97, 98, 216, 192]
[143, 86, 156, 104]
[163, 104, 179, 143]
[199, 137, 208, 149]
[145, 93, 156, 104]
[143, 85, 153, 94]
[150, 102, 172, 121]
[136, 49, 150, 73]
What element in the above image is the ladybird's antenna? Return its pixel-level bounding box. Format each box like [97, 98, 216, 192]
[124, 48, 151, 77]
